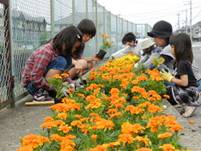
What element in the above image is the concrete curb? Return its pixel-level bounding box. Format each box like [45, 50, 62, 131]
[164, 100, 201, 150]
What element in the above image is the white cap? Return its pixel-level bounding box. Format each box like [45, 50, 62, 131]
[140, 38, 155, 50]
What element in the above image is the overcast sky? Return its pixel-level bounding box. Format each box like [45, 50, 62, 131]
[97, 0, 201, 30]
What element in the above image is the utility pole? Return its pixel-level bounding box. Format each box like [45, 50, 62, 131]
[190, 0, 192, 40]
[184, 0, 192, 39]
[186, 9, 188, 33]
[177, 13, 180, 30]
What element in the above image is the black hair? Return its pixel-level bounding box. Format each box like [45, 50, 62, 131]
[122, 32, 136, 44]
[52, 25, 82, 57]
[169, 33, 193, 63]
[77, 19, 96, 37]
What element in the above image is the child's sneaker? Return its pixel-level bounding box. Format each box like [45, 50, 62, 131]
[182, 106, 197, 118]
[33, 90, 53, 102]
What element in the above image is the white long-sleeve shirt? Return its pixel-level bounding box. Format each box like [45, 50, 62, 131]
[110, 46, 140, 59]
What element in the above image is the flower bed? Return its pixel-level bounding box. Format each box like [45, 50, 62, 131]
[17, 54, 186, 151]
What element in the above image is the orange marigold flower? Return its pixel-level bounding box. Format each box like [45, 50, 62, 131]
[91, 134, 97, 140]
[59, 125, 72, 133]
[110, 88, 120, 96]
[107, 141, 120, 148]
[50, 134, 63, 142]
[158, 132, 173, 139]
[86, 84, 102, 91]
[121, 80, 129, 88]
[131, 86, 147, 98]
[107, 108, 122, 118]
[137, 75, 148, 81]
[134, 136, 150, 146]
[76, 93, 85, 99]
[118, 134, 134, 145]
[57, 112, 67, 120]
[147, 90, 161, 101]
[17, 145, 33, 151]
[61, 72, 69, 78]
[160, 144, 175, 151]
[89, 145, 107, 151]
[78, 123, 90, 134]
[20, 134, 49, 149]
[137, 148, 152, 151]
[40, 120, 65, 129]
[75, 114, 82, 119]
[60, 139, 76, 151]
[50, 102, 80, 113]
[86, 95, 97, 102]
[92, 119, 115, 130]
[125, 105, 144, 115]
[86, 101, 102, 109]
[44, 116, 54, 122]
[147, 69, 163, 81]
[121, 122, 144, 134]
[132, 79, 139, 85]
[71, 120, 82, 127]
[147, 104, 162, 113]
[147, 115, 183, 133]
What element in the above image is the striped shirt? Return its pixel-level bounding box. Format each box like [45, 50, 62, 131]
[22, 43, 57, 90]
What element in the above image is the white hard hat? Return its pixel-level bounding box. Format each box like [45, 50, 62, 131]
[140, 38, 155, 50]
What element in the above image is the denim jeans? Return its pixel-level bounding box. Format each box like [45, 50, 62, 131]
[25, 82, 39, 95]
[197, 79, 201, 92]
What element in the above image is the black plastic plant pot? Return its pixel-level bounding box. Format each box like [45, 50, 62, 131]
[96, 49, 107, 60]
[54, 98, 62, 104]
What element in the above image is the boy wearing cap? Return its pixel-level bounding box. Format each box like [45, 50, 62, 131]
[135, 38, 161, 68]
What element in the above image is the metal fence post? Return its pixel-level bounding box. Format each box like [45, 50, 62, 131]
[103, 7, 105, 33]
[95, 0, 98, 51]
[72, 0, 75, 24]
[116, 15, 118, 50]
[50, 0, 55, 36]
[3, 0, 15, 108]
[86, 0, 88, 18]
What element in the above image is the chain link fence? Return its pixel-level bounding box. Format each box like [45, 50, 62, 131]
[0, 0, 152, 109]
[0, 1, 14, 109]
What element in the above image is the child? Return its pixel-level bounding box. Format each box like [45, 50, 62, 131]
[135, 38, 161, 68]
[110, 32, 138, 59]
[161, 33, 200, 117]
[69, 19, 98, 79]
[147, 20, 175, 70]
[22, 26, 83, 101]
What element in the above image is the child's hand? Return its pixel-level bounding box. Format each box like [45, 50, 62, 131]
[160, 70, 174, 82]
